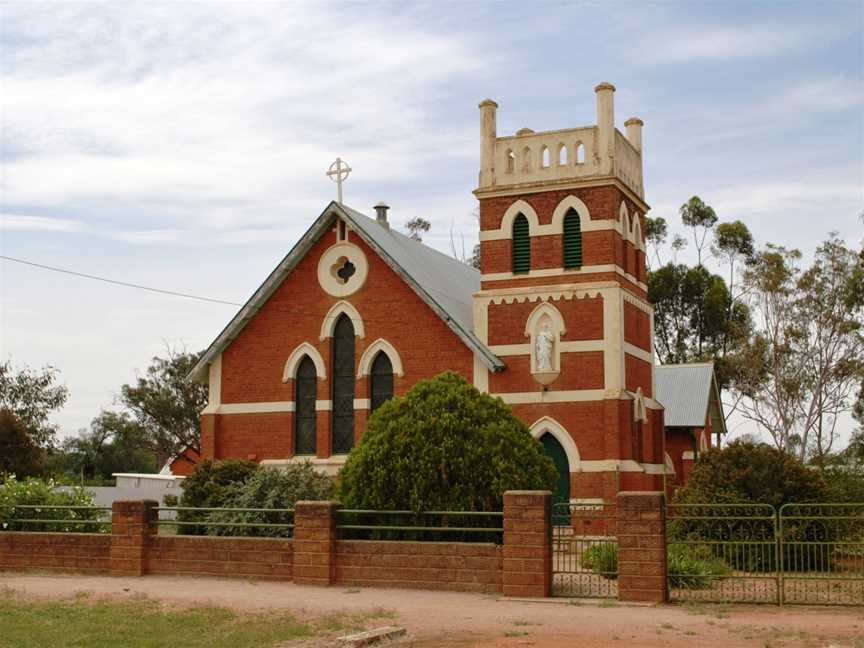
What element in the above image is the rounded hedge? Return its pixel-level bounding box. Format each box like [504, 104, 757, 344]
[339, 371, 557, 512]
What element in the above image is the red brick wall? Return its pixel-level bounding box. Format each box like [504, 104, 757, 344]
[335, 541, 502, 593]
[623, 302, 651, 351]
[490, 352, 604, 393]
[478, 186, 646, 283]
[209, 228, 475, 460]
[625, 353, 653, 398]
[487, 296, 603, 345]
[146, 536, 293, 580]
[0, 532, 110, 574]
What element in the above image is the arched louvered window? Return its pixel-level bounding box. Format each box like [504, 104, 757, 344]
[563, 208, 583, 269]
[512, 214, 531, 274]
[331, 314, 355, 454]
[294, 356, 317, 455]
[370, 352, 394, 412]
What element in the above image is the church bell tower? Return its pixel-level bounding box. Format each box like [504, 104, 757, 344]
[472, 83, 664, 502]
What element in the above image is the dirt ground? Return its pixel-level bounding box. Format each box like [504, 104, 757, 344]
[1, 573, 862, 648]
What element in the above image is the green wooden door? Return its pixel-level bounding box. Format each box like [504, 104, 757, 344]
[540, 433, 570, 507]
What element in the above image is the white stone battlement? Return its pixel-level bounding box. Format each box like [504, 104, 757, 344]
[476, 83, 644, 199]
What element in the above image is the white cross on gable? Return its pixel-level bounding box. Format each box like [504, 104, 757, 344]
[326, 157, 352, 204]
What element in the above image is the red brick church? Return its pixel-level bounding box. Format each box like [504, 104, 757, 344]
[189, 82, 719, 504]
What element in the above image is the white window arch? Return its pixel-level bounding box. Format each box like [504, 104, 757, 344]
[550, 195, 592, 233]
[356, 338, 404, 378]
[529, 416, 581, 471]
[499, 199, 540, 236]
[282, 342, 327, 382]
[319, 300, 365, 340]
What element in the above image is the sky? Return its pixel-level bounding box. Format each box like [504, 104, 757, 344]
[1, 1, 862, 444]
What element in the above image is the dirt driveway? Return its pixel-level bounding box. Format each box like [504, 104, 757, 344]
[1, 573, 862, 647]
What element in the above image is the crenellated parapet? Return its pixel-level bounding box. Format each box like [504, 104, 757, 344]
[476, 82, 644, 200]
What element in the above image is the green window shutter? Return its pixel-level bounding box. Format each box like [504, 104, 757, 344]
[563, 208, 582, 268]
[512, 214, 531, 274]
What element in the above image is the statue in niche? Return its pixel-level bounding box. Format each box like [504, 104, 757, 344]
[535, 323, 554, 371]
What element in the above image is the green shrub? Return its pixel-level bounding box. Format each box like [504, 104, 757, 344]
[339, 372, 557, 513]
[580, 543, 618, 580]
[0, 475, 104, 533]
[668, 546, 730, 589]
[176, 458, 258, 534]
[675, 440, 826, 509]
[205, 463, 334, 537]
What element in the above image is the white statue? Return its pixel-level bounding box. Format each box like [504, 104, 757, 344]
[535, 323, 554, 371]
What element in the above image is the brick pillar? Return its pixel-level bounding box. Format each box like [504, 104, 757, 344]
[293, 500, 339, 586]
[503, 490, 552, 598]
[110, 500, 157, 577]
[616, 491, 667, 603]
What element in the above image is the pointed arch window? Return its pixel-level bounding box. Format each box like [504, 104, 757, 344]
[370, 352, 394, 412]
[332, 314, 355, 454]
[563, 208, 583, 269]
[512, 214, 531, 274]
[294, 356, 317, 455]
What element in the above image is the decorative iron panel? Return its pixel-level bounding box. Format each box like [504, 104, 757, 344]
[552, 502, 618, 598]
[331, 314, 355, 454]
[293, 355, 317, 455]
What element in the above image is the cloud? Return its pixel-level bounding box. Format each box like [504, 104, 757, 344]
[642, 23, 814, 64]
[0, 3, 483, 240]
[0, 213, 83, 232]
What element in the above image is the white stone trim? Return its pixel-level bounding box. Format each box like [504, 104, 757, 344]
[353, 398, 370, 410]
[212, 401, 295, 414]
[524, 301, 565, 382]
[495, 389, 606, 404]
[624, 343, 653, 364]
[498, 199, 540, 236]
[479, 281, 616, 303]
[356, 338, 404, 377]
[550, 195, 592, 232]
[473, 354, 489, 393]
[682, 450, 695, 461]
[665, 452, 676, 475]
[480, 264, 647, 291]
[529, 416, 581, 470]
[261, 455, 347, 477]
[282, 342, 327, 382]
[633, 387, 647, 423]
[200, 354, 222, 414]
[489, 340, 605, 356]
[578, 459, 666, 473]
[317, 241, 369, 298]
[315, 400, 332, 411]
[320, 300, 365, 340]
[603, 287, 624, 393]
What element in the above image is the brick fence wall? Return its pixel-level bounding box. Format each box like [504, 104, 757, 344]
[0, 532, 111, 575]
[0, 491, 669, 602]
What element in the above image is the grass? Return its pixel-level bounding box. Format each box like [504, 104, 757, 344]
[0, 591, 387, 648]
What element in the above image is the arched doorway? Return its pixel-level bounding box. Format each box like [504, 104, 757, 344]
[540, 432, 570, 507]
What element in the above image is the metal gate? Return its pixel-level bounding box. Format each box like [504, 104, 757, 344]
[551, 502, 617, 598]
[667, 503, 778, 603]
[667, 502, 864, 606]
[779, 503, 864, 605]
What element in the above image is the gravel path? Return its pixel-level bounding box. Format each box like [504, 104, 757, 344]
[2, 573, 862, 647]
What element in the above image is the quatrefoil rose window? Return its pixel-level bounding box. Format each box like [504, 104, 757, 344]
[317, 242, 368, 297]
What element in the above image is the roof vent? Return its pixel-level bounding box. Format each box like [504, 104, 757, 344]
[374, 202, 390, 230]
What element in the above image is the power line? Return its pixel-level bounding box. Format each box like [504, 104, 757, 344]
[1, 255, 243, 307]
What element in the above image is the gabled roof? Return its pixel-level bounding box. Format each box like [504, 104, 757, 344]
[655, 362, 727, 434]
[189, 201, 504, 382]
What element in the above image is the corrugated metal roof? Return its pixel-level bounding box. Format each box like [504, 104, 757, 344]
[189, 201, 503, 382]
[655, 363, 722, 429]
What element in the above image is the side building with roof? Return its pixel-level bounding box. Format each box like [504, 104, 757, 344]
[188, 82, 668, 505]
[655, 362, 726, 497]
